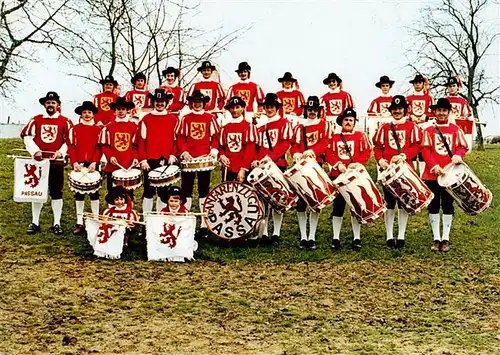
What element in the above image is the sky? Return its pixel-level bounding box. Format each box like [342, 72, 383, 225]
[1, 0, 499, 135]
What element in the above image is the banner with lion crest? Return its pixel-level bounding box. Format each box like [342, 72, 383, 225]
[14, 158, 50, 203]
[85, 219, 126, 259]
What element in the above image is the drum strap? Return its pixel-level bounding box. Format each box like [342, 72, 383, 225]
[339, 133, 353, 163]
[389, 123, 402, 154]
[434, 124, 453, 158]
[302, 126, 308, 151]
[265, 127, 273, 152]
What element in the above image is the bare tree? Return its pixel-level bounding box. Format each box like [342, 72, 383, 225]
[407, 0, 500, 149]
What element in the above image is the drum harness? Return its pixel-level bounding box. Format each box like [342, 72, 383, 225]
[339, 133, 354, 163]
[389, 123, 402, 155]
[433, 124, 453, 158]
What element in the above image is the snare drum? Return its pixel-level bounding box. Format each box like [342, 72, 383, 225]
[181, 156, 216, 172]
[148, 165, 181, 187]
[69, 168, 102, 194]
[247, 157, 297, 212]
[438, 163, 492, 215]
[378, 161, 434, 214]
[112, 168, 142, 189]
[284, 158, 337, 212]
[333, 167, 386, 223]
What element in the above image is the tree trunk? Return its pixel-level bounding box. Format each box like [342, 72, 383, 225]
[471, 105, 484, 150]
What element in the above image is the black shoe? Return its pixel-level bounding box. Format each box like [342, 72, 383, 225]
[386, 239, 395, 249]
[49, 224, 63, 235]
[195, 227, 208, 240]
[271, 235, 280, 246]
[308, 240, 317, 250]
[299, 239, 308, 250]
[246, 238, 258, 247]
[73, 224, 85, 235]
[396, 239, 405, 249]
[352, 239, 362, 251]
[27, 223, 41, 234]
[260, 235, 270, 245]
[331, 239, 340, 251]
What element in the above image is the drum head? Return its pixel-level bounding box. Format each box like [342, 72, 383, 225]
[150, 165, 179, 178]
[70, 170, 100, 183]
[438, 164, 466, 188]
[203, 182, 263, 241]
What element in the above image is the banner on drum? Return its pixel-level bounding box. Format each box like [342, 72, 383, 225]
[13, 158, 50, 203]
[85, 219, 126, 259]
[145, 214, 197, 262]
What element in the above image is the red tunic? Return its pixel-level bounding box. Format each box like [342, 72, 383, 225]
[137, 111, 179, 161]
[93, 92, 119, 125]
[20, 113, 73, 159]
[103, 205, 139, 221]
[255, 115, 293, 167]
[226, 81, 265, 113]
[159, 84, 186, 112]
[99, 118, 139, 172]
[187, 79, 226, 111]
[320, 89, 355, 118]
[124, 88, 151, 110]
[367, 95, 393, 116]
[219, 117, 258, 172]
[372, 118, 422, 164]
[446, 95, 473, 134]
[421, 122, 468, 180]
[406, 92, 434, 122]
[290, 119, 329, 162]
[68, 123, 102, 164]
[160, 205, 190, 214]
[326, 130, 371, 178]
[176, 111, 220, 158]
[276, 89, 306, 116]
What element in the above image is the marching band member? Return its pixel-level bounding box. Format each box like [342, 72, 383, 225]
[159, 66, 186, 113]
[187, 61, 226, 113]
[226, 61, 265, 119]
[444, 76, 473, 151]
[21, 92, 73, 235]
[219, 96, 257, 182]
[422, 98, 468, 252]
[124, 72, 151, 121]
[103, 185, 139, 247]
[160, 186, 190, 214]
[290, 96, 328, 250]
[68, 101, 102, 235]
[99, 97, 139, 196]
[93, 75, 120, 125]
[138, 89, 178, 213]
[320, 72, 355, 127]
[276, 72, 305, 123]
[367, 75, 394, 117]
[326, 108, 371, 251]
[251, 93, 294, 245]
[373, 95, 422, 249]
[177, 90, 220, 238]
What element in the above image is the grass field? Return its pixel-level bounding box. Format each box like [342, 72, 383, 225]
[0, 138, 499, 354]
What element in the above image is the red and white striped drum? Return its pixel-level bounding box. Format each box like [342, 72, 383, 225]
[378, 161, 434, 214]
[438, 163, 492, 215]
[247, 156, 297, 212]
[283, 158, 337, 212]
[333, 166, 386, 224]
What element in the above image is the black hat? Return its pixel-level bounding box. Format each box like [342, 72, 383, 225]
[162, 66, 180, 78]
[409, 74, 425, 84]
[235, 61, 251, 73]
[186, 89, 210, 103]
[224, 96, 247, 110]
[100, 75, 118, 86]
[301, 96, 322, 110]
[444, 76, 460, 87]
[197, 60, 216, 72]
[375, 75, 395, 88]
[388, 95, 408, 111]
[131, 72, 147, 85]
[323, 73, 342, 85]
[109, 96, 135, 110]
[74, 101, 98, 115]
[160, 185, 186, 204]
[278, 72, 297, 83]
[147, 88, 173, 103]
[39, 91, 61, 105]
[105, 185, 128, 205]
[430, 98, 452, 111]
[261, 93, 282, 107]
[336, 108, 357, 126]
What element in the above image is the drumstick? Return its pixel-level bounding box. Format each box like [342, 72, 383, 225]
[114, 162, 128, 171]
[223, 166, 228, 182]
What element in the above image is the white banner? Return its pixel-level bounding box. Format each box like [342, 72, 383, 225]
[13, 158, 50, 203]
[85, 219, 126, 259]
[145, 214, 197, 262]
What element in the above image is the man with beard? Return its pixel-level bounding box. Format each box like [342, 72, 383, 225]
[320, 72, 355, 127]
[226, 62, 265, 120]
[21, 92, 73, 235]
[276, 72, 306, 121]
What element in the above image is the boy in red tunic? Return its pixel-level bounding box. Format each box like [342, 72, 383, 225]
[373, 95, 422, 249]
[367, 75, 394, 139]
[219, 96, 257, 182]
[124, 72, 151, 121]
[422, 98, 468, 252]
[159, 67, 186, 113]
[137, 89, 178, 213]
[187, 61, 226, 113]
[93, 75, 119, 125]
[226, 62, 265, 119]
[177, 90, 220, 237]
[160, 186, 190, 214]
[68, 101, 102, 235]
[21, 91, 73, 235]
[444, 76, 473, 151]
[276, 72, 305, 121]
[251, 93, 294, 245]
[326, 108, 372, 251]
[320, 72, 355, 126]
[290, 96, 328, 250]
